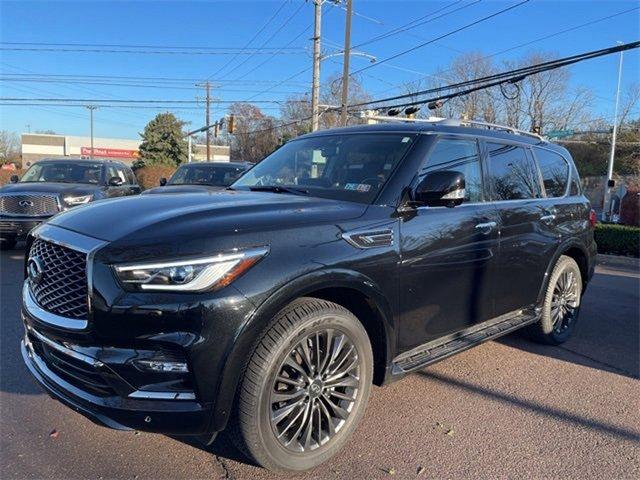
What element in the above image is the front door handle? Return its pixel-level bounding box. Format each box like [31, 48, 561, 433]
[540, 214, 556, 224]
[475, 221, 497, 234]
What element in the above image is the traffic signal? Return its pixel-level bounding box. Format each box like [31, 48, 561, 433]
[228, 114, 235, 134]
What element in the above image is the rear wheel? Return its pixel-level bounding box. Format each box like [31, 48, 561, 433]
[528, 255, 582, 345]
[0, 237, 17, 250]
[230, 297, 373, 472]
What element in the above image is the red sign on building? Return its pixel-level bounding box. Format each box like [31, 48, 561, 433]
[81, 147, 139, 159]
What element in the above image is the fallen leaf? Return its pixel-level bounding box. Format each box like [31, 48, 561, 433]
[49, 430, 59, 438]
[383, 467, 397, 476]
[446, 428, 455, 437]
[417, 466, 426, 475]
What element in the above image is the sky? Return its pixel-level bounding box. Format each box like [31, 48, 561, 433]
[0, 0, 638, 139]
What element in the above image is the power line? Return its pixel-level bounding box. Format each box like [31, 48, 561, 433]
[349, 41, 640, 112]
[350, 0, 530, 77]
[0, 46, 305, 55]
[0, 40, 303, 51]
[215, 0, 308, 81]
[372, 5, 640, 95]
[0, 97, 304, 105]
[206, 0, 291, 79]
[352, 0, 481, 49]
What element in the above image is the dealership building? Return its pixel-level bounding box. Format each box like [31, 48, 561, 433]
[21, 133, 231, 167]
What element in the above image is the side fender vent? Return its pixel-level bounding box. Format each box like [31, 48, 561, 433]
[342, 228, 394, 249]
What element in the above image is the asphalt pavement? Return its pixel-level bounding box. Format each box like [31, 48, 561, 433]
[1, 246, 639, 479]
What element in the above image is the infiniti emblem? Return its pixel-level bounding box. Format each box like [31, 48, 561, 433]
[19, 200, 34, 207]
[310, 383, 322, 394]
[27, 257, 44, 286]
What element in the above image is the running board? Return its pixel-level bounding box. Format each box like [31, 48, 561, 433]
[391, 309, 540, 374]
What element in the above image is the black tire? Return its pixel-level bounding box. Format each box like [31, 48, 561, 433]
[527, 255, 582, 345]
[229, 297, 373, 472]
[0, 237, 17, 250]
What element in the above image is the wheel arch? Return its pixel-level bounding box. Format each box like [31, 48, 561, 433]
[209, 268, 396, 433]
[536, 240, 591, 305]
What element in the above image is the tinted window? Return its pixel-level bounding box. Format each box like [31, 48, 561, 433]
[169, 164, 246, 186]
[124, 166, 137, 185]
[487, 143, 542, 200]
[233, 134, 416, 204]
[569, 164, 581, 196]
[20, 162, 102, 184]
[534, 148, 569, 197]
[421, 138, 483, 203]
[116, 165, 130, 184]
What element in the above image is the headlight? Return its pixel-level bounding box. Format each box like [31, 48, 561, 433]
[64, 194, 93, 205]
[113, 246, 269, 292]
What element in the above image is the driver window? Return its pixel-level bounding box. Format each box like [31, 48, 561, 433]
[420, 138, 484, 203]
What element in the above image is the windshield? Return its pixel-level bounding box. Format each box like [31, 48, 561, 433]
[169, 164, 246, 186]
[232, 133, 415, 204]
[20, 162, 103, 184]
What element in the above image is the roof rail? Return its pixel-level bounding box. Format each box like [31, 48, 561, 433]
[356, 112, 546, 142]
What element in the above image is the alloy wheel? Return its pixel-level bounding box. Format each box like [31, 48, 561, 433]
[269, 328, 361, 453]
[551, 269, 580, 334]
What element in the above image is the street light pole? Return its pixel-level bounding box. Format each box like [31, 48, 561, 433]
[86, 105, 98, 159]
[311, 0, 322, 132]
[602, 44, 624, 221]
[340, 0, 353, 126]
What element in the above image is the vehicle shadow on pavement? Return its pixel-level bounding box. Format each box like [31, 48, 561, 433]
[170, 433, 257, 467]
[415, 369, 640, 442]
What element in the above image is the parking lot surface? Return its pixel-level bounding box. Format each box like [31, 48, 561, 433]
[1, 246, 639, 479]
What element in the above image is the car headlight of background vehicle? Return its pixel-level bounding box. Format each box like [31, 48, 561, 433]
[113, 246, 269, 292]
[63, 194, 93, 205]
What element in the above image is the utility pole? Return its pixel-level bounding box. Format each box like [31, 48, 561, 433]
[602, 43, 624, 222]
[311, 0, 322, 131]
[340, 0, 353, 126]
[205, 81, 211, 161]
[86, 105, 98, 159]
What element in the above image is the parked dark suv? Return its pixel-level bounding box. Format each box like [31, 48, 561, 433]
[0, 158, 140, 249]
[20, 120, 596, 472]
[142, 161, 252, 194]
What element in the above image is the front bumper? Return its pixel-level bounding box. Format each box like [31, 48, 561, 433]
[0, 216, 49, 240]
[21, 325, 213, 434]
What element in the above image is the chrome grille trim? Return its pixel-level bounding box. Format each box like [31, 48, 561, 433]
[0, 192, 60, 217]
[28, 238, 89, 320]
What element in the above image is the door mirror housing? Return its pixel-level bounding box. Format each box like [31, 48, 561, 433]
[9, 175, 19, 183]
[413, 171, 465, 208]
[108, 176, 124, 187]
[159, 177, 167, 186]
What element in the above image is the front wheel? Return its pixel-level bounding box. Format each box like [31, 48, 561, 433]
[527, 255, 582, 345]
[230, 297, 373, 472]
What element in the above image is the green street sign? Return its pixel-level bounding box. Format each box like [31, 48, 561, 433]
[546, 130, 574, 139]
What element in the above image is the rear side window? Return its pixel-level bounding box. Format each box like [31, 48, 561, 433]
[569, 164, 582, 196]
[534, 148, 569, 197]
[487, 143, 541, 200]
[421, 138, 483, 203]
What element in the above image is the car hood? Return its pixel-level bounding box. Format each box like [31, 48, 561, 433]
[0, 182, 99, 196]
[142, 185, 226, 194]
[49, 190, 367, 242]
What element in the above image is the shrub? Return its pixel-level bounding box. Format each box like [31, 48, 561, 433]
[0, 169, 25, 185]
[595, 224, 640, 258]
[134, 165, 176, 190]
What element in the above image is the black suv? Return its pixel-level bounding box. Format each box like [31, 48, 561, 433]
[20, 120, 596, 472]
[0, 158, 140, 249]
[142, 161, 251, 194]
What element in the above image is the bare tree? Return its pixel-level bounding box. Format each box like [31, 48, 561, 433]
[0, 130, 20, 164]
[227, 103, 278, 163]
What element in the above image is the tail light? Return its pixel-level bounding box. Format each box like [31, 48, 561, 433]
[588, 209, 597, 228]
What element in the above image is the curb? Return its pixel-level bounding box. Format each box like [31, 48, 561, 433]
[597, 253, 639, 270]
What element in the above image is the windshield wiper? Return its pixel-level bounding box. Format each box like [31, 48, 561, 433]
[248, 185, 309, 196]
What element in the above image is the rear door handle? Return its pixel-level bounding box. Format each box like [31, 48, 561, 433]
[475, 221, 497, 233]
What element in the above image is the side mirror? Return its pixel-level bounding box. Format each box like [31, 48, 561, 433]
[414, 170, 465, 208]
[10, 175, 19, 183]
[108, 176, 123, 187]
[159, 177, 167, 186]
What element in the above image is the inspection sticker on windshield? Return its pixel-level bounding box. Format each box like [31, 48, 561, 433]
[345, 183, 371, 192]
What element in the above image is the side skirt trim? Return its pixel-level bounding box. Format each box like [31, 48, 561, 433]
[391, 308, 539, 374]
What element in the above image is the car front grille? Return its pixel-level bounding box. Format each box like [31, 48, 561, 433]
[0, 194, 59, 216]
[28, 238, 88, 320]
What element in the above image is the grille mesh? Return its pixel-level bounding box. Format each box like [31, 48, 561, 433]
[0, 194, 59, 216]
[28, 239, 88, 319]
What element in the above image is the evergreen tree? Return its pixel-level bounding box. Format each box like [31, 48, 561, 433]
[138, 113, 188, 167]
